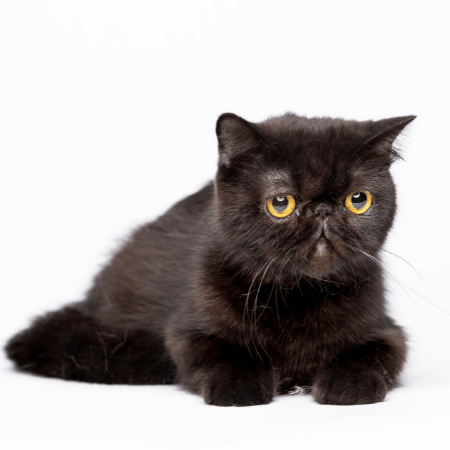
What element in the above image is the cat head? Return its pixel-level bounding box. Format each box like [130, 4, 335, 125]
[213, 112, 415, 282]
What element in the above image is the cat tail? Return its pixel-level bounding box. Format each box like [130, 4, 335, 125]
[5, 305, 176, 385]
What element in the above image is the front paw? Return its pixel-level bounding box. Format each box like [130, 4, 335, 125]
[312, 365, 388, 405]
[202, 366, 276, 407]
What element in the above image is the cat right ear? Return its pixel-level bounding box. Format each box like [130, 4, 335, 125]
[361, 115, 417, 163]
[216, 113, 261, 166]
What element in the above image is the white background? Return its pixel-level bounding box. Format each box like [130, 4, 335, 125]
[1, 1, 450, 449]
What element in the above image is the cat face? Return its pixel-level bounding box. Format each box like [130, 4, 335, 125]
[214, 113, 415, 281]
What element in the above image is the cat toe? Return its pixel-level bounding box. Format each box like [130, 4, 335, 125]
[312, 367, 388, 405]
[202, 367, 275, 407]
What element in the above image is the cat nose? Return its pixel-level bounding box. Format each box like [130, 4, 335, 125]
[314, 203, 333, 219]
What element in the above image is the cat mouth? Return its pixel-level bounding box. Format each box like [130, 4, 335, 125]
[310, 221, 334, 260]
[302, 235, 333, 276]
[321, 219, 333, 240]
[311, 221, 332, 248]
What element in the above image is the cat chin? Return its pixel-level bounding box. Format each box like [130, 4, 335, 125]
[298, 238, 347, 279]
[304, 260, 333, 279]
[300, 263, 346, 281]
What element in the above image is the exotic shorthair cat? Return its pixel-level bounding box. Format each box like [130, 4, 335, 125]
[6, 112, 415, 406]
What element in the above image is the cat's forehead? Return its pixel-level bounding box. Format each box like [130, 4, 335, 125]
[257, 117, 373, 198]
[260, 163, 355, 201]
[259, 114, 367, 152]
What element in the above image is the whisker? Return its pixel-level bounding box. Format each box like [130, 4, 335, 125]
[355, 248, 422, 311]
[241, 260, 270, 358]
[251, 258, 276, 326]
[250, 258, 278, 360]
[381, 248, 428, 296]
[255, 249, 294, 325]
[355, 248, 450, 316]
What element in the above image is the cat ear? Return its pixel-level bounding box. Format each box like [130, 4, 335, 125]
[216, 113, 261, 166]
[362, 115, 416, 163]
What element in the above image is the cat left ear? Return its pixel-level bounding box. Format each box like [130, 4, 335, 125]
[216, 113, 261, 166]
[362, 115, 416, 163]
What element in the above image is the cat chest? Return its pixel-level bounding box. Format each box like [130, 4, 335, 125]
[234, 300, 369, 374]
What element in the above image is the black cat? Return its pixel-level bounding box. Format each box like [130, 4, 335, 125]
[6, 112, 415, 406]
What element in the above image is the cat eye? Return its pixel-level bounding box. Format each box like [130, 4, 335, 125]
[267, 195, 296, 218]
[345, 191, 372, 214]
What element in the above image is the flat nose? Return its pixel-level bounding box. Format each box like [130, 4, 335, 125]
[314, 203, 333, 219]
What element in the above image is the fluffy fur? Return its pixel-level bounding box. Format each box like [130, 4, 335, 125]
[6, 112, 415, 406]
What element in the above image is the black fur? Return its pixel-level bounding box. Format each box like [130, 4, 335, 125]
[5, 112, 415, 406]
[6, 306, 176, 384]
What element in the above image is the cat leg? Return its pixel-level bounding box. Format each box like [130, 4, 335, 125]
[312, 326, 407, 405]
[168, 330, 276, 406]
[5, 305, 176, 384]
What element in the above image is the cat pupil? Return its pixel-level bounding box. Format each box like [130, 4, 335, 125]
[273, 195, 288, 212]
[351, 192, 367, 209]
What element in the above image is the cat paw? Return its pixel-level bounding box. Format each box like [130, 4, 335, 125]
[312, 366, 388, 405]
[201, 366, 276, 407]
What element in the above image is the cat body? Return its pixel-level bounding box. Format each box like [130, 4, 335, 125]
[6, 112, 415, 406]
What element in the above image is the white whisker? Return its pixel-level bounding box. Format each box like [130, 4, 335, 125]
[355, 248, 450, 316]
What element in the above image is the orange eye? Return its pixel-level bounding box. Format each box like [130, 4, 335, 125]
[345, 191, 372, 214]
[267, 195, 296, 218]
